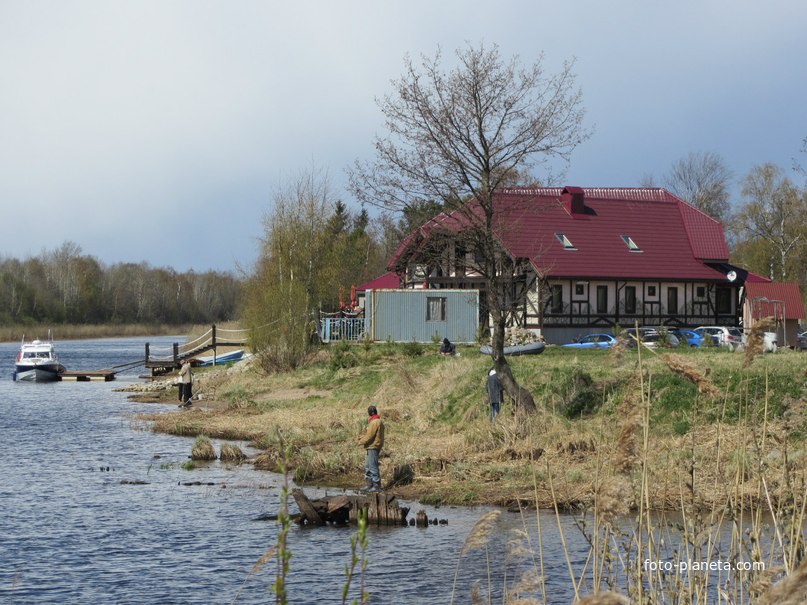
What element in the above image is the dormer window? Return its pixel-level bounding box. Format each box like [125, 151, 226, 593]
[555, 232, 577, 250]
[620, 235, 641, 252]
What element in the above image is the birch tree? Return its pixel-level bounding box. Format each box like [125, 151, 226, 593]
[734, 163, 807, 280]
[349, 43, 590, 412]
[243, 169, 335, 370]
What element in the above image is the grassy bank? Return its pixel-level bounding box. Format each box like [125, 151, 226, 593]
[0, 323, 193, 343]
[135, 340, 807, 602]
[136, 340, 807, 513]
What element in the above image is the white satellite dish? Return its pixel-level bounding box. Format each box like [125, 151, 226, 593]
[727, 270, 737, 282]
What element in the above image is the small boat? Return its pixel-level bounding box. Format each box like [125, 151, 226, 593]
[479, 341, 545, 356]
[193, 349, 249, 367]
[14, 335, 66, 382]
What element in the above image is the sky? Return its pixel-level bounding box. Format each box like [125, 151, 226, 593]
[1, 1, 806, 274]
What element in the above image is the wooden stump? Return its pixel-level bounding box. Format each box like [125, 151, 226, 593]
[291, 488, 410, 527]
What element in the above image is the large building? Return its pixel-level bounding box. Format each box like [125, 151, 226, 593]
[388, 186, 764, 344]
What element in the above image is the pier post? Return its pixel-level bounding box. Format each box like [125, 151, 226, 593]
[145, 342, 150, 363]
[212, 324, 217, 366]
[173, 343, 179, 366]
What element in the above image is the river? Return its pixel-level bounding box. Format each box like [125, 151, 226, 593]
[0, 336, 782, 604]
[0, 335, 596, 604]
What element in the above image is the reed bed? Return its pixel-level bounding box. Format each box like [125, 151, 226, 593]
[445, 351, 807, 604]
[0, 322, 192, 343]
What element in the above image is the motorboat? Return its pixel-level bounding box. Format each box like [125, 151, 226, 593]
[14, 336, 66, 382]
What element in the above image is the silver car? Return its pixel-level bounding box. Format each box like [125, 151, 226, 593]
[694, 326, 746, 350]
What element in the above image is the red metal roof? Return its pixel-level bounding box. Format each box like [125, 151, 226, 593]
[388, 186, 736, 282]
[745, 282, 805, 319]
[356, 272, 400, 291]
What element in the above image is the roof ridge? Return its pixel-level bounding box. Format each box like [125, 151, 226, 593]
[498, 186, 673, 202]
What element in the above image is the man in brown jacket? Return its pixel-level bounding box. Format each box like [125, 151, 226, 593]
[356, 405, 385, 492]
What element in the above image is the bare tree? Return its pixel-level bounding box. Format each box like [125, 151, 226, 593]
[734, 163, 807, 280]
[663, 151, 733, 223]
[349, 43, 590, 413]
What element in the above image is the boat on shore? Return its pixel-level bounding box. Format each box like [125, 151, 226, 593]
[479, 341, 545, 356]
[194, 349, 249, 367]
[14, 336, 66, 382]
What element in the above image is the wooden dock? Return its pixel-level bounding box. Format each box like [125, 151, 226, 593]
[59, 370, 117, 382]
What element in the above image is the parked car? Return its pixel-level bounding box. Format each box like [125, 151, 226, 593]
[797, 332, 807, 351]
[627, 331, 680, 349]
[668, 328, 704, 347]
[694, 326, 745, 350]
[562, 333, 617, 349]
[760, 331, 778, 353]
[623, 327, 658, 345]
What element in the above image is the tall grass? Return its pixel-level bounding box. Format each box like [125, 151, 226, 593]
[449, 353, 807, 603]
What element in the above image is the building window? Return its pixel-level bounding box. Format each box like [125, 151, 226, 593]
[455, 243, 467, 276]
[554, 232, 577, 250]
[647, 285, 657, 297]
[696, 286, 706, 299]
[620, 235, 642, 252]
[550, 284, 563, 313]
[596, 285, 608, 314]
[625, 286, 637, 314]
[716, 287, 732, 314]
[575, 283, 586, 296]
[667, 287, 679, 314]
[426, 297, 446, 321]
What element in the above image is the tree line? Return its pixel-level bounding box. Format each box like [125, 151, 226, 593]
[0, 241, 240, 326]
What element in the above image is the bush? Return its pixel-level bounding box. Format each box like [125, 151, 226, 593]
[401, 341, 424, 357]
[222, 386, 255, 410]
[329, 340, 359, 370]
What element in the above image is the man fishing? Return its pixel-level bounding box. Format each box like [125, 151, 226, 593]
[356, 405, 385, 493]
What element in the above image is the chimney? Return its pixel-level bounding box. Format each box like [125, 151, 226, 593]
[561, 186, 585, 216]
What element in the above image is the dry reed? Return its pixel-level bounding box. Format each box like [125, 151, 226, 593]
[759, 557, 807, 605]
[460, 510, 501, 556]
[220, 443, 246, 462]
[576, 593, 630, 605]
[660, 352, 721, 399]
[743, 316, 775, 369]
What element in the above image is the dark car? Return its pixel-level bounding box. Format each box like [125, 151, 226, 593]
[626, 331, 680, 349]
[797, 332, 807, 351]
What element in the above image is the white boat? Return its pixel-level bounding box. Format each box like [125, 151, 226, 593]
[14, 335, 66, 382]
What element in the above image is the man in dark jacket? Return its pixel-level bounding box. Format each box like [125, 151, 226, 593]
[356, 405, 385, 492]
[486, 368, 503, 420]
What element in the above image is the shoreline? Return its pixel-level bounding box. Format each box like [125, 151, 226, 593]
[0, 323, 193, 344]
[125, 344, 807, 513]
